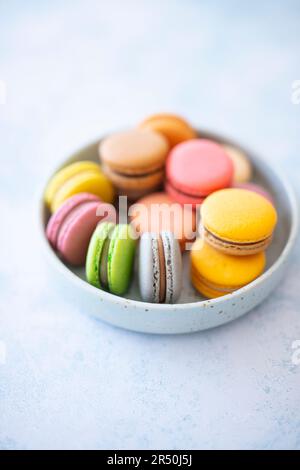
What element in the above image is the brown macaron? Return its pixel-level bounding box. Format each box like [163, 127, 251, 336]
[99, 129, 169, 200]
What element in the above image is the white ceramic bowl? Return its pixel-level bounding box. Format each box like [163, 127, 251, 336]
[39, 131, 298, 334]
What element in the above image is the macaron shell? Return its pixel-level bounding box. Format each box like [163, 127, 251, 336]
[107, 224, 136, 295]
[140, 113, 193, 128]
[166, 139, 233, 197]
[51, 169, 115, 213]
[191, 239, 266, 289]
[56, 200, 103, 265]
[139, 113, 196, 148]
[46, 192, 100, 247]
[223, 144, 252, 183]
[130, 192, 196, 250]
[161, 231, 182, 303]
[85, 221, 115, 288]
[118, 185, 163, 201]
[190, 275, 225, 299]
[191, 268, 242, 298]
[139, 232, 161, 303]
[201, 188, 278, 243]
[165, 180, 205, 208]
[44, 161, 102, 208]
[99, 129, 169, 174]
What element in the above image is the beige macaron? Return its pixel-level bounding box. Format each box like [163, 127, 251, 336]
[223, 144, 252, 183]
[99, 129, 169, 200]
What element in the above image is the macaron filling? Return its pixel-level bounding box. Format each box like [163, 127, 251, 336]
[157, 235, 166, 303]
[99, 233, 112, 289]
[161, 231, 176, 303]
[201, 225, 273, 252]
[150, 235, 161, 303]
[85, 222, 116, 288]
[98, 224, 118, 289]
[106, 164, 165, 179]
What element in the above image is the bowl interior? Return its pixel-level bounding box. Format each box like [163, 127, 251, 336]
[41, 131, 294, 305]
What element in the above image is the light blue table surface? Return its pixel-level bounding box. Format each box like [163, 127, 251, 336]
[0, 0, 300, 450]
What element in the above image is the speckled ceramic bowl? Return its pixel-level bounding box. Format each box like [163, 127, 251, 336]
[39, 130, 298, 334]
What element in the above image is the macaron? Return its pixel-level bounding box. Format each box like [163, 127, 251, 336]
[191, 239, 266, 298]
[86, 222, 136, 296]
[46, 193, 110, 265]
[233, 182, 274, 205]
[45, 161, 115, 213]
[200, 188, 278, 255]
[139, 231, 182, 303]
[99, 129, 169, 200]
[139, 113, 196, 148]
[129, 192, 196, 251]
[166, 139, 234, 207]
[223, 144, 252, 183]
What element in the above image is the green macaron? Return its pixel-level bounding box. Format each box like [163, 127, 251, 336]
[86, 222, 136, 296]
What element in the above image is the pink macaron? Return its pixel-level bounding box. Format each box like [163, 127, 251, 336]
[233, 182, 275, 205]
[166, 139, 233, 208]
[46, 192, 113, 265]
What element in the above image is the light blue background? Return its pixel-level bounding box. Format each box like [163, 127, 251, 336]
[0, 0, 300, 450]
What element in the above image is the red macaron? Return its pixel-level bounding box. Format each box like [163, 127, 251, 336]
[166, 139, 234, 207]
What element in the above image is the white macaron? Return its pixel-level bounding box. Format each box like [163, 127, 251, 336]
[139, 231, 182, 304]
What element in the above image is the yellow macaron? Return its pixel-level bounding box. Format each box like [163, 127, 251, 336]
[200, 188, 277, 255]
[191, 239, 266, 298]
[44, 161, 115, 213]
[139, 113, 196, 148]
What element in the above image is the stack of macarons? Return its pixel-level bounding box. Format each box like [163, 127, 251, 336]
[44, 112, 278, 303]
[45, 160, 116, 265]
[45, 161, 115, 213]
[191, 188, 277, 298]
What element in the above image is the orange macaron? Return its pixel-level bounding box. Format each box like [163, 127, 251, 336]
[99, 129, 169, 200]
[129, 192, 196, 251]
[139, 113, 196, 148]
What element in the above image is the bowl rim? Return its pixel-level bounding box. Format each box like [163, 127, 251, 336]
[39, 129, 299, 311]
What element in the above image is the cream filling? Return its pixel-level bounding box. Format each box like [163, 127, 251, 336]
[103, 162, 164, 178]
[99, 226, 115, 289]
[201, 224, 272, 251]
